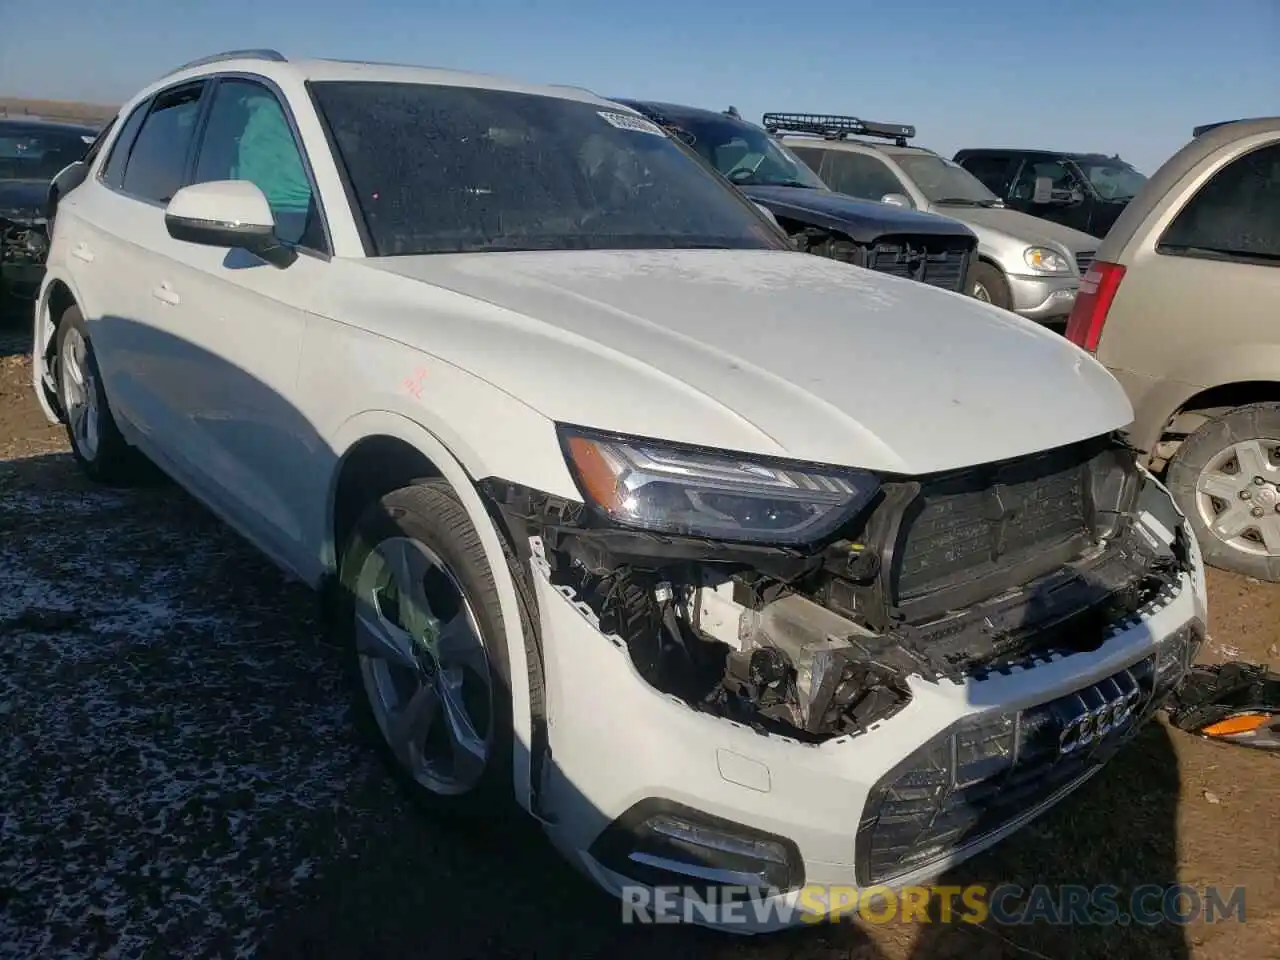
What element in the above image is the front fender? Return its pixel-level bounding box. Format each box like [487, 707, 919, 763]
[329, 408, 549, 815]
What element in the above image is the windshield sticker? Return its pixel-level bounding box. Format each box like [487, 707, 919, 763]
[597, 111, 667, 137]
[81, 135, 96, 144]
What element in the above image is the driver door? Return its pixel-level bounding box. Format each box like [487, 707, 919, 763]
[144, 75, 335, 579]
[1010, 156, 1088, 230]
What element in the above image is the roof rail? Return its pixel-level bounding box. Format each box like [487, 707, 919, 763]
[167, 49, 287, 75]
[1192, 118, 1273, 138]
[762, 112, 915, 146]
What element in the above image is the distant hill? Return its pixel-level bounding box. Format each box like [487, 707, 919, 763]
[0, 97, 117, 127]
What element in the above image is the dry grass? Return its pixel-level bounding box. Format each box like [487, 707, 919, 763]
[0, 97, 117, 127]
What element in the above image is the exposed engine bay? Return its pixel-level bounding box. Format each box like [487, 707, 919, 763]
[484, 433, 1193, 743]
[1, 213, 48, 274]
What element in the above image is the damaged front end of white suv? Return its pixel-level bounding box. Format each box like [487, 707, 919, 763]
[480, 421, 1204, 924]
[486, 426, 1201, 746]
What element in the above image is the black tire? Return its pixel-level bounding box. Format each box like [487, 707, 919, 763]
[1165, 402, 1280, 583]
[337, 480, 541, 820]
[54, 306, 151, 485]
[967, 261, 1012, 310]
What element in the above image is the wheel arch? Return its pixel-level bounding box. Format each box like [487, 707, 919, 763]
[326, 409, 542, 814]
[1130, 345, 1280, 458]
[31, 274, 86, 423]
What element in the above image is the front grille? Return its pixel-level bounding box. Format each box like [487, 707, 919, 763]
[867, 238, 969, 293]
[1075, 251, 1095, 275]
[856, 625, 1201, 885]
[892, 441, 1095, 607]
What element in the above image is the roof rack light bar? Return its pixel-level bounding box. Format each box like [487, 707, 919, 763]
[762, 112, 915, 145]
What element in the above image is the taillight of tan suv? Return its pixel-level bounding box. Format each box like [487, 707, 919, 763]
[1065, 261, 1126, 353]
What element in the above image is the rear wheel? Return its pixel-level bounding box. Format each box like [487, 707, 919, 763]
[1165, 402, 1280, 582]
[967, 262, 1012, 310]
[55, 306, 151, 485]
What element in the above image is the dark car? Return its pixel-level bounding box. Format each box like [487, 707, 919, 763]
[952, 148, 1147, 239]
[0, 116, 99, 303]
[615, 100, 977, 294]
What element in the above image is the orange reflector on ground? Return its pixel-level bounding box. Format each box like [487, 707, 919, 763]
[1201, 713, 1270, 736]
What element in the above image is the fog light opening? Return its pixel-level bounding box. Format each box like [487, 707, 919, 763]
[589, 800, 804, 894]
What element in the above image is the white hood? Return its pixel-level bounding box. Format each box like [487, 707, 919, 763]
[360, 248, 1132, 476]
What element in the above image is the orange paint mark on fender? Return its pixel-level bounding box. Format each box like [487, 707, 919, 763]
[403, 366, 428, 399]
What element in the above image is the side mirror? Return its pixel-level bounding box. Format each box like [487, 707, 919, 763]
[164, 180, 296, 268]
[46, 160, 89, 222]
[880, 192, 911, 208]
[1032, 176, 1055, 204]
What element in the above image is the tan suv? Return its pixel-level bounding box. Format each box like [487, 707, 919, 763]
[1065, 117, 1280, 581]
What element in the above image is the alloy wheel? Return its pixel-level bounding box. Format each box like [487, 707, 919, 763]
[353, 536, 494, 795]
[59, 327, 100, 460]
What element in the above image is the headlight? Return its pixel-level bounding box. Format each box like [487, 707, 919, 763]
[558, 426, 880, 545]
[1023, 246, 1072, 273]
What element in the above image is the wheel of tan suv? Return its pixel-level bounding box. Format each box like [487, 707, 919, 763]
[55, 306, 153, 485]
[337, 480, 532, 819]
[967, 262, 1012, 310]
[1165, 402, 1280, 582]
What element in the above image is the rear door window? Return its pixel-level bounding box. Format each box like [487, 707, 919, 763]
[1158, 142, 1280, 264]
[120, 83, 206, 203]
[823, 151, 908, 200]
[788, 145, 827, 178]
[100, 102, 150, 189]
[959, 153, 1016, 197]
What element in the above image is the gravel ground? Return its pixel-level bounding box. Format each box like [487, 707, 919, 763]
[0, 309, 1276, 960]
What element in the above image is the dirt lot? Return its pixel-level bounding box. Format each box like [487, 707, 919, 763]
[0, 305, 1276, 960]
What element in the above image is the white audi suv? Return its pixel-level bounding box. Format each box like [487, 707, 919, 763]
[32, 50, 1207, 931]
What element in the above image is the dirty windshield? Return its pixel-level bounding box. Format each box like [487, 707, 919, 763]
[895, 152, 1001, 206]
[0, 122, 94, 182]
[661, 113, 829, 190]
[1076, 157, 1147, 201]
[309, 82, 787, 256]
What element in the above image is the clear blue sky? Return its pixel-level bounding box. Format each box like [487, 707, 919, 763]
[1, 0, 1275, 173]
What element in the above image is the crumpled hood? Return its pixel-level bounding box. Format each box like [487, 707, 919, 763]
[0, 179, 48, 220]
[360, 248, 1132, 475]
[934, 204, 1101, 253]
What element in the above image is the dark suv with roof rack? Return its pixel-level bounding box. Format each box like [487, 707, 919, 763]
[614, 100, 977, 294]
[952, 148, 1147, 239]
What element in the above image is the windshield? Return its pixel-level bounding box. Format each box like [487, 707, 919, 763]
[893, 153, 1000, 205]
[657, 113, 828, 190]
[309, 82, 788, 257]
[0, 123, 94, 182]
[1075, 158, 1147, 201]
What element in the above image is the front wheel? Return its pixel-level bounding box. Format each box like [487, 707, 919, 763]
[338, 480, 518, 817]
[1165, 402, 1280, 582]
[967, 262, 1012, 310]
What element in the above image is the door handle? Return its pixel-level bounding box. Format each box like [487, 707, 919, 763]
[72, 242, 94, 263]
[151, 282, 180, 306]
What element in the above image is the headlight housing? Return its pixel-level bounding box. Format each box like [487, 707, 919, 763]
[558, 426, 880, 545]
[1023, 246, 1072, 273]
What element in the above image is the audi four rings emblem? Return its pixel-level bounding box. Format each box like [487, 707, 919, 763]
[1058, 677, 1145, 755]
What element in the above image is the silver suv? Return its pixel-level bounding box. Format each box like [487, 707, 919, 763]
[770, 113, 1101, 328]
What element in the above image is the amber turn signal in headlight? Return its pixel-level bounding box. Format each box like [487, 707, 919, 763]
[558, 426, 879, 545]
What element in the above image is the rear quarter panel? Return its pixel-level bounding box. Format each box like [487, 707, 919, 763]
[1094, 126, 1280, 449]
